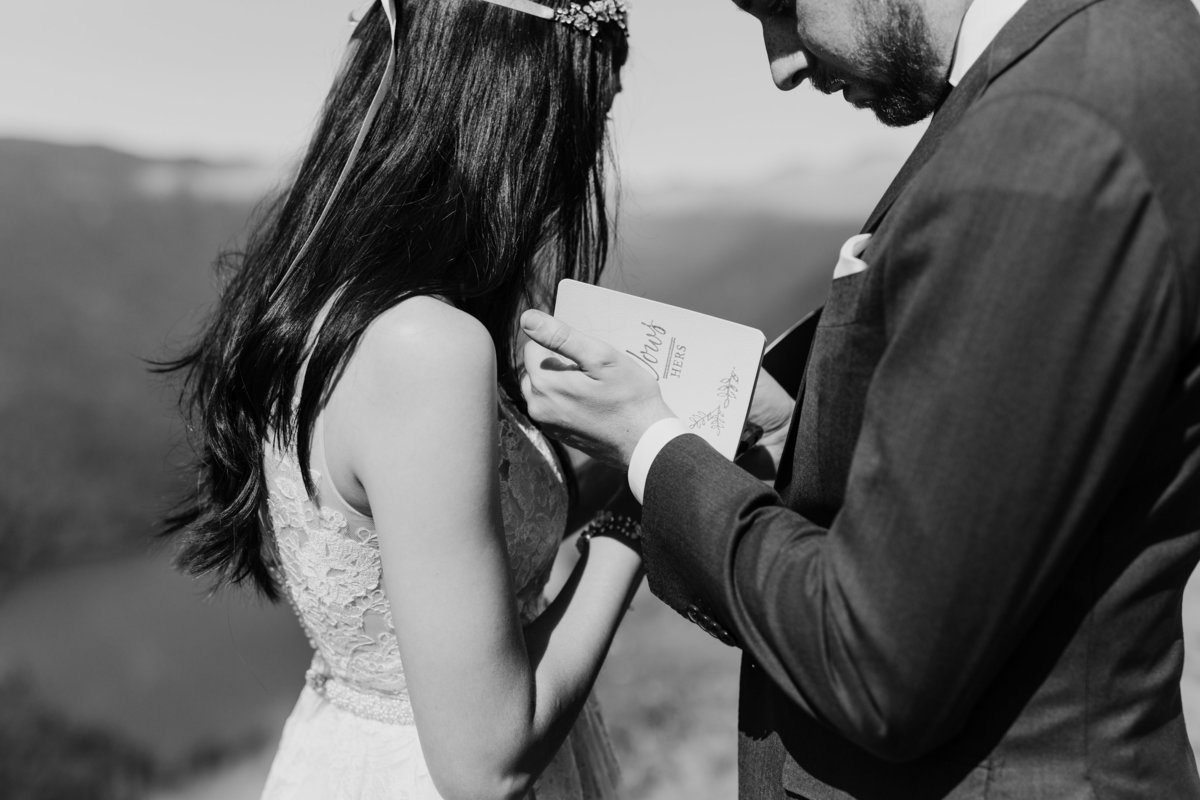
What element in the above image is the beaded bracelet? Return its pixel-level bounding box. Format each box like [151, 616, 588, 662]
[576, 510, 642, 554]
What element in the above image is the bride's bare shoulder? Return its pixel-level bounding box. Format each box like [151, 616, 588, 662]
[321, 297, 498, 510]
[350, 296, 497, 406]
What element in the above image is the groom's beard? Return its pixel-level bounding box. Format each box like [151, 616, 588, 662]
[810, 0, 952, 127]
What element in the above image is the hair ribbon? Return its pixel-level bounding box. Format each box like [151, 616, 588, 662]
[481, 0, 556, 19]
[269, 0, 398, 302]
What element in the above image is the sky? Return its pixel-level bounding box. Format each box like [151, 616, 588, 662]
[0, 0, 924, 191]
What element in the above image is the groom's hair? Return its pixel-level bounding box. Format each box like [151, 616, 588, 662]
[158, 0, 626, 598]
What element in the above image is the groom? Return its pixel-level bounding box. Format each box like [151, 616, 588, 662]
[521, 0, 1200, 796]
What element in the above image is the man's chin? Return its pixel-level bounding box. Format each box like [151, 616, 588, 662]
[842, 85, 939, 127]
[869, 93, 940, 127]
[812, 75, 939, 126]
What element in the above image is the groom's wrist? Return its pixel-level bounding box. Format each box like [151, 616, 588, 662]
[627, 417, 690, 504]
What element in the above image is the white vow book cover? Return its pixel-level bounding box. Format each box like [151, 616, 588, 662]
[554, 279, 766, 458]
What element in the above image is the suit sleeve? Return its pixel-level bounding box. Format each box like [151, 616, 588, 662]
[640, 94, 1188, 761]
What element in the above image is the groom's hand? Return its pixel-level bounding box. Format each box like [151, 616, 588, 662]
[747, 368, 795, 468]
[520, 309, 674, 468]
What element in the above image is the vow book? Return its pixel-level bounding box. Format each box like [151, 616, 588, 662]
[553, 279, 766, 459]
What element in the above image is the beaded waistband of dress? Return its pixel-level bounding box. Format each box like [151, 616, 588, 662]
[306, 666, 415, 726]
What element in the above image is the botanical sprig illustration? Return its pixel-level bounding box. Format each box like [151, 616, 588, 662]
[717, 369, 740, 409]
[689, 368, 741, 435]
[689, 406, 727, 435]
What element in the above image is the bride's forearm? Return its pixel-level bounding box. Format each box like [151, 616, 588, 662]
[505, 536, 642, 783]
[410, 536, 642, 800]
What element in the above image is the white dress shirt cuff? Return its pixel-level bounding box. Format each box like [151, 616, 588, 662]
[627, 417, 692, 504]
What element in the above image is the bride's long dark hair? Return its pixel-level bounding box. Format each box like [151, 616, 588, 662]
[161, 0, 627, 599]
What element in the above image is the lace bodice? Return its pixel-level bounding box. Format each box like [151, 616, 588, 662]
[264, 392, 569, 723]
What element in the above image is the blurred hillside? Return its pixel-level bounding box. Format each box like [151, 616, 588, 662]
[0, 137, 857, 799]
[0, 140, 252, 589]
[0, 137, 856, 590]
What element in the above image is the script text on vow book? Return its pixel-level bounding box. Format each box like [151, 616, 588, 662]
[553, 280, 766, 459]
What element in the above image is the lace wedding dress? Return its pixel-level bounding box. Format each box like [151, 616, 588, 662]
[259, 392, 621, 799]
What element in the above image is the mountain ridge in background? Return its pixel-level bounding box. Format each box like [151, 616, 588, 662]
[0, 136, 853, 798]
[0, 135, 854, 587]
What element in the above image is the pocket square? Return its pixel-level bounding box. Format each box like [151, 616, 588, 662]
[833, 233, 871, 280]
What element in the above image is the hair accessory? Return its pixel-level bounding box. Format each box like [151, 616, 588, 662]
[479, 0, 555, 20]
[553, 0, 629, 36]
[481, 0, 629, 36]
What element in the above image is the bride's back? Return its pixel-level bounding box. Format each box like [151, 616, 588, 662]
[264, 298, 570, 714]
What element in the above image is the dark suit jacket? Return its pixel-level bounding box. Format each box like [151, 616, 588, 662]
[640, 0, 1200, 796]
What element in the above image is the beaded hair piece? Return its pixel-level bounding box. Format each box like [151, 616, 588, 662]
[484, 0, 629, 36]
[555, 0, 630, 36]
[268, 0, 628, 302]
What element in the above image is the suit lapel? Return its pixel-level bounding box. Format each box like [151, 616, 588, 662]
[859, 65, 989, 234]
[861, 0, 1108, 234]
[777, 0, 1110, 494]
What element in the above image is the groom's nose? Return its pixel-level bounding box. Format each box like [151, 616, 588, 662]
[762, 19, 810, 91]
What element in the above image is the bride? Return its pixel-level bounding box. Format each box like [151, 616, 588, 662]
[162, 0, 638, 797]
